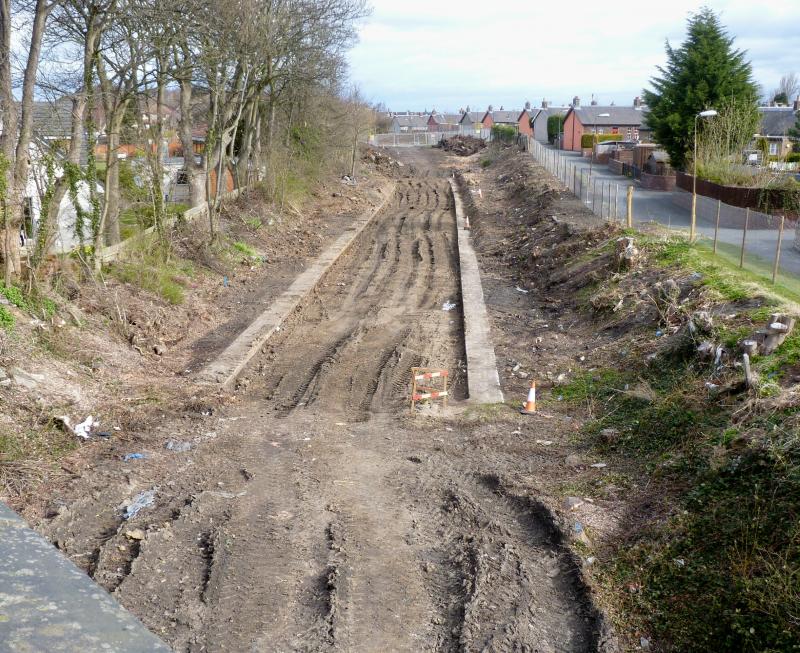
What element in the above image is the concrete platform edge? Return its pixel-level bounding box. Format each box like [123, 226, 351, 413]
[198, 181, 397, 390]
[449, 179, 505, 404]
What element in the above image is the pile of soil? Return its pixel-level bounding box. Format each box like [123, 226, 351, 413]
[437, 135, 486, 156]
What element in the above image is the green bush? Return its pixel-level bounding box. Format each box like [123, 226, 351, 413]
[547, 114, 566, 143]
[491, 124, 517, 143]
[580, 133, 623, 148]
[0, 305, 14, 329]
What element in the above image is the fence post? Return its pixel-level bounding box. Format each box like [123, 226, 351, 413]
[572, 166, 577, 194]
[739, 207, 749, 268]
[592, 178, 597, 213]
[626, 185, 633, 228]
[772, 215, 786, 284]
[614, 184, 619, 222]
[713, 199, 721, 254]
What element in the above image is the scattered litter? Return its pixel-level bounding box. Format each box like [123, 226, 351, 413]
[563, 496, 584, 510]
[123, 453, 146, 461]
[590, 462, 607, 469]
[223, 276, 229, 287]
[640, 637, 651, 650]
[335, 422, 347, 426]
[165, 439, 193, 452]
[96, 431, 112, 438]
[122, 489, 156, 520]
[74, 416, 96, 439]
[655, 329, 664, 337]
[442, 300, 457, 311]
[705, 382, 719, 392]
[585, 556, 596, 565]
[511, 429, 522, 435]
[270, 441, 280, 447]
[515, 286, 529, 294]
[673, 558, 686, 567]
[535, 439, 553, 445]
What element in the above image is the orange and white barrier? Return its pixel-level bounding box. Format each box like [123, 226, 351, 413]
[410, 367, 449, 411]
[520, 380, 536, 415]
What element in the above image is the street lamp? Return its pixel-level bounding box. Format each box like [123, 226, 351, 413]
[691, 109, 718, 241]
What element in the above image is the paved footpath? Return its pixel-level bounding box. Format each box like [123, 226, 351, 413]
[543, 147, 800, 277]
[0, 502, 171, 652]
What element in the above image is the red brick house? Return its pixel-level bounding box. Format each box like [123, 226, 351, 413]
[480, 107, 533, 136]
[427, 112, 461, 132]
[562, 98, 650, 151]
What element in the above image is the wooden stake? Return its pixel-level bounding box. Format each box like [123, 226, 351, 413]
[772, 215, 786, 284]
[626, 185, 633, 228]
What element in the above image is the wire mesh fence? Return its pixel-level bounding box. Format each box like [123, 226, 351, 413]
[526, 137, 800, 295]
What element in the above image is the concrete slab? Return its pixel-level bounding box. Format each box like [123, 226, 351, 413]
[198, 182, 397, 389]
[449, 179, 505, 404]
[0, 502, 171, 652]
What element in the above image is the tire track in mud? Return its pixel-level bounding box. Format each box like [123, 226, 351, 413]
[239, 177, 465, 419]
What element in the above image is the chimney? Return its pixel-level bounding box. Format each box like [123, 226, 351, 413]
[572, 96, 580, 108]
[633, 96, 643, 108]
[525, 100, 531, 111]
[541, 98, 550, 109]
[466, 104, 470, 113]
[794, 96, 800, 111]
[590, 94, 598, 106]
[488, 104, 493, 112]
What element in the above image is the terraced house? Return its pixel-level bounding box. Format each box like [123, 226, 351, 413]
[562, 97, 651, 151]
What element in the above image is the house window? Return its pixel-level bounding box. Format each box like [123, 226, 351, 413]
[176, 170, 189, 185]
[611, 127, 619, 134]
[769, 142, 778, 155]
[626, 127, 632, 139]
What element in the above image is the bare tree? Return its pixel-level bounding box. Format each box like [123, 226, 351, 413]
[773, 72, 799, 104]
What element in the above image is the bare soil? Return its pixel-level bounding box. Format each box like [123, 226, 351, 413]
[17, 146, 624, 652]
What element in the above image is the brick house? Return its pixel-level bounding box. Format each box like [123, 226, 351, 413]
[757, 99, 800, 157]
[562, 97, 650, 151]
[530, 100, 569, 143]
[458, 110, 484, 135]
[481, 106, 533, 136]
[427, 112, 461, 132]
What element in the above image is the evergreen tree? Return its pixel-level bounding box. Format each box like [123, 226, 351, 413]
[643, 7, 759, 170]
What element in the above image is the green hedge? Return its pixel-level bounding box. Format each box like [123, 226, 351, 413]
[491, 124, 517, 143]
[547, 114, 566, 143]
[580, 133, 623, 148]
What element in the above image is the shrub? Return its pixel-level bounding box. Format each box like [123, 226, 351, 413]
[491, 124, 517, 143]
[547, 114, 566, 143]
[0, 305, 14, 329]
[580, 133, 623, 148]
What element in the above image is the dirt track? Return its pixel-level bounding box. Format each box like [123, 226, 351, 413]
[40, 148, 603, 652]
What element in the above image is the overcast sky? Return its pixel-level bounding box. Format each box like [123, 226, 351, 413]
[347, 0, 800, 112]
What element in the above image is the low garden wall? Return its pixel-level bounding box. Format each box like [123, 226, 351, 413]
[676, 171, 798, 216]
[641, 172, 676, 191]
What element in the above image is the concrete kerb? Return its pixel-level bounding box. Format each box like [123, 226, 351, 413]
[198, 181, 398, 389]
[448, 179, 505, 404]
[0, 502, 171, 652]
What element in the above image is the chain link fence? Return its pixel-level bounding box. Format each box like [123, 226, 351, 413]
[526, 137, 800, 294]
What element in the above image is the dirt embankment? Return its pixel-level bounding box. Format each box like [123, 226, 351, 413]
[0, 151, 394, 517]
[455, 145, 800, 651]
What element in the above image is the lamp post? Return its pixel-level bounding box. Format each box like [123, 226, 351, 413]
[691, 109, 718, 241]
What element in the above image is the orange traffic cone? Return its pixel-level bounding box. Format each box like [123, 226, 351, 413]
[520, 380, 536, 415]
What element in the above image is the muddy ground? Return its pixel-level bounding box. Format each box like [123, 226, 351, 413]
[26, 146, 627, 652]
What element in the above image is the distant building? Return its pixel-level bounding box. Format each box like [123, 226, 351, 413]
[529, 100, 569, 144]
[481, 106, 533, 136]
[562, 97, 650, 151]
[757, 99, 800, 157]
[390, 114, 429, 134]
[458, 110, 484, 135]
[427, 112, 462, 132]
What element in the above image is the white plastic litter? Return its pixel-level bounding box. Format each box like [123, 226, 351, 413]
[74, 416, 96, 439]
[123, 489, 156, 520]
[515, 286, 529, 294]
[590, 462, 608, 469]
[442, 301, 457, 311]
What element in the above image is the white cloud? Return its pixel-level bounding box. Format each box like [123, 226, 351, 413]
[348, 0, 800, 110]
